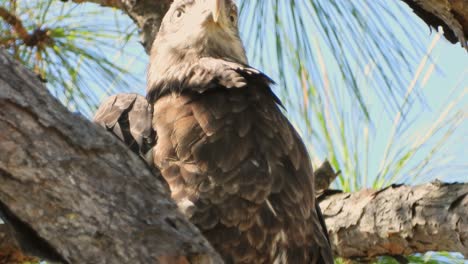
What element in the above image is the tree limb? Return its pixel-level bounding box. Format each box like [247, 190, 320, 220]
[401, 0, 468, 50]
[320, 182, 468, 259]
[0, 49, 222, 263]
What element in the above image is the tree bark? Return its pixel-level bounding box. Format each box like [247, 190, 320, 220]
[320, 183, 468, 259]
[401, 0, 468, 50]
[0, 49, 466, 261]
[0, 49, 222, 263]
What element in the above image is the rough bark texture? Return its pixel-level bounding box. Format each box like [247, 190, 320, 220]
[401, 0, 468, 49]
[0, 49, 222, 263]
[320, 182, 468, 259]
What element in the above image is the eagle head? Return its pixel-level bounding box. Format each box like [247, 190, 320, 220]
[148, 0, 248, 91]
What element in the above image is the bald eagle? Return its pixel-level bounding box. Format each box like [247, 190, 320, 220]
[95, 0, 333, 263]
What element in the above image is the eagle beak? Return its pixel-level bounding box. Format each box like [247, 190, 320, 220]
[211, 0, 225, 24]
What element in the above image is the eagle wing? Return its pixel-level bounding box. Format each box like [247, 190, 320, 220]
[93, 93, 156, 163]
[149, 58, 333, 264]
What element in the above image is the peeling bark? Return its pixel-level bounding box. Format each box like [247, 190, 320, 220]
[0, 49, 221, 263]
[320, 183, 468, 259]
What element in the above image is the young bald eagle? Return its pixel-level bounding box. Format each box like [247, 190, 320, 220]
[95, 0, 333, 263]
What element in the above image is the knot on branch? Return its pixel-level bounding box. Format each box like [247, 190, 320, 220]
[23, 28, 54, 48]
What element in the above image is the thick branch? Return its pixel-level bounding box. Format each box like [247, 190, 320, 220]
[320, 182, 468, 259]
[401, 0, 468, 49]
[0, 49, 221, 263]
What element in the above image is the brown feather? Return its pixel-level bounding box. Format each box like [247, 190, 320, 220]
[151, 59, 333, 263]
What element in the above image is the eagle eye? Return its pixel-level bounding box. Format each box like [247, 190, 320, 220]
[229, 5, 238, 24]
[174, 8, 184, 19]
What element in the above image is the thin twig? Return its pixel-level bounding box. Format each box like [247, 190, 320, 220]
[0, 6, 52, 48]
[0, 7, 29, 42]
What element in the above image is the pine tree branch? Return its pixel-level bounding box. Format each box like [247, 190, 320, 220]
[320, 182, 468, 259]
